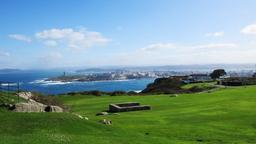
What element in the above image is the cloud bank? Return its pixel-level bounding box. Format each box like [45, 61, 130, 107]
[241, 24, 256, 35]
[111, 42, 244, 66]
[8, 34, 32, 42]
[205, 32, 224, 37]
[35, 28, 111, 49]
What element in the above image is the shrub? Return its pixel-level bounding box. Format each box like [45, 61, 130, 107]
[127, 91, 138, 96]
[210, 69, 226, 79]
[110, 91, 127, 96]
[141, 77, 184, 94]
[90, 90, 103, 96]
[78, 90, 104, 96]
[31, 92, 66, 109]
[67, 92, 77, 95]
[188, 86, 203, 92]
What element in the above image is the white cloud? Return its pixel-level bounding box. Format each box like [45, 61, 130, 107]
[0, 51, 10, 57]
[140, 43, 175, 51]
[241, 24, 256, 35]
[44, 40, 57, 47]
[42, 52, 62, 60]
[205, 31, 224, 37]
[108, 42, 241, 66]
[138, 42, 237, 53]
[192, 43, 237, 49]
[35, 28, 111, 49]
[8, 34, 32, 43]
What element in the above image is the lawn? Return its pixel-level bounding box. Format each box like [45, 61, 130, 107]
[0, 86, 256, 143]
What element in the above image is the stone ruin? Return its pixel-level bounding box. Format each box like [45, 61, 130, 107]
[109, 102, 151, 113]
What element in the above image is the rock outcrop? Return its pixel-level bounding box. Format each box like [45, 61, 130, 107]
[14, 101, 63, 112]
[99, 119, 112, 125]
[73, 113, 89, 120]
[14, 102, 45, 112]
[17, 92, 33, 100]
[14, 92, 63, 113]
[96, 112, 108, 116]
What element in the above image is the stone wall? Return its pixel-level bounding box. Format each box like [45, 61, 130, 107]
[109, 102, 151, 113]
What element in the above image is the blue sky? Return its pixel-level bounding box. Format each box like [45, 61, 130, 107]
[1, 0, 256, 69]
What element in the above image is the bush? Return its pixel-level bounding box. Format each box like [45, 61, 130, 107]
[67, 92, 77, 95]
[78, 90, 104, 96]
[110, 91, 127, 96]
[31, 92, 66, 109]
[141, 77, 184, 94]
[127, 91, 138, 96]
[188, 86, 204, 92]
[210, 69, 226, 79]
[90, 90, 103, 96]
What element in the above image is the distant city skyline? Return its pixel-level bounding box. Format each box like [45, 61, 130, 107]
[1, 0, 256, 68]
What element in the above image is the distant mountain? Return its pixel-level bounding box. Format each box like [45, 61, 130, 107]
[0, 69, 22, 73]
[76, 64, 256, 73]
[76, 68, 124, 73]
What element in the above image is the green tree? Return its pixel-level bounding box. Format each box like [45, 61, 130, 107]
[210, 69, 226, 79]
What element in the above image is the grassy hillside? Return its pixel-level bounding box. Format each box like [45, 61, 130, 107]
[1, 86, 256, 143]
[0, 91, 24, 106]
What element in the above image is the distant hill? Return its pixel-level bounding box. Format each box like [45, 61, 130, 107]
[0, 69, 22, 73]
[76, 68, 124, 73]
[76, 64, 256, 73]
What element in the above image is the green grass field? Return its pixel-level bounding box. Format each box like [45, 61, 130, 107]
[0, 85, 256, 144]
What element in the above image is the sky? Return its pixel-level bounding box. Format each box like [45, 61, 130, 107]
[1, 0, 256, 69]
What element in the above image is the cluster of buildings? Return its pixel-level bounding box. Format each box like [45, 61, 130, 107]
[107, 71, 214, 82]
[170, 74, 212, 84]
[217, 72, 256, 86]
[51, 69, 256, 84]
[169, 71, 256, 85]
[108, 71, 173, 80]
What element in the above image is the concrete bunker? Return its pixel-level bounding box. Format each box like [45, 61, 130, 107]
[109, 102, 151, 113]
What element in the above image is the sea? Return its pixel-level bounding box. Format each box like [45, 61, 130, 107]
[0, 70, 155, 95]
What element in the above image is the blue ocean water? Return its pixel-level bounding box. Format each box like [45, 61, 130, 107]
[0, 70, 155, 95]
